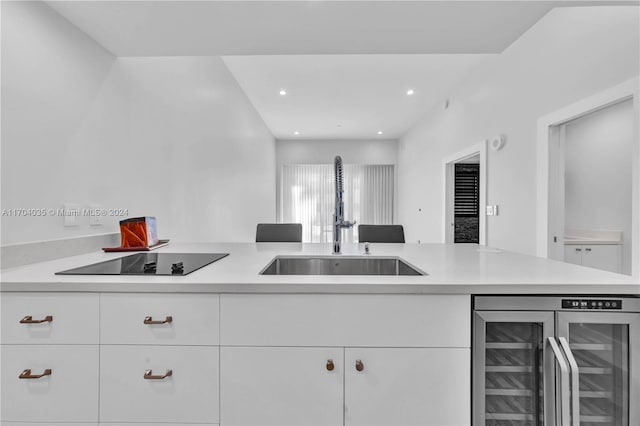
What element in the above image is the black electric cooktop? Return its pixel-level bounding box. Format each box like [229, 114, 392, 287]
[55, 253, 229, 276]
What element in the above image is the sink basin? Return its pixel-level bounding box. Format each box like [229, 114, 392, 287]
[260, 256, 426, 276]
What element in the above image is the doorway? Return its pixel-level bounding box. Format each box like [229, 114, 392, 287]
[537, 77, 639, 277]
[562, 99, 632, 274]
[454, 160, 480, 243]
[443, 140, 487, 245]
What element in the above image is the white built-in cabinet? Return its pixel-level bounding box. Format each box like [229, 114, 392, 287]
[1, 292, 219, 426]
[1, 292, 471, 426]
[219, 294, 470, 426]
[0, 293, 100, 423]
[564, 244, 621, 273]
[99, 293, 219, 424]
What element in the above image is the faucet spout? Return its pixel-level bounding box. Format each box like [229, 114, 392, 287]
[333, 156, 355, 255]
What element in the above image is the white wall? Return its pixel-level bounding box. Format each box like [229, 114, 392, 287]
[1, 0, 118, 243]
[1, 1, 276, 245]
[277, 139, 397, 166]
[398, 6, 639, 251]
[564, 99, 633, 274]
[115, 57, 276, 243]
[276, 139, 398, 221]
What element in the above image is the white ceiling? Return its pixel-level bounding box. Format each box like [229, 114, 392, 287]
[45, 1, 637, 140]
[47, 1, 559, 56]
[223, 54, 491, 139]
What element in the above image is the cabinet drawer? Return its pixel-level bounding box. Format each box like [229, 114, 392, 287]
[100, 345, 219, 423]
[1, 293, 99, 344]
[100, 293, 219, 345]
[221, 294, 470, 347]
[1, 345, 99, 423]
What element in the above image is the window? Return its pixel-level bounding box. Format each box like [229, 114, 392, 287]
[280, 164, 394, 243]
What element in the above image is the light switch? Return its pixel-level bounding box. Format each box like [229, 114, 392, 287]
[486, 205, 499, 216]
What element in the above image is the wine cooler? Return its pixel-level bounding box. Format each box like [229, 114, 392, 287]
[473, 296, 639, 426]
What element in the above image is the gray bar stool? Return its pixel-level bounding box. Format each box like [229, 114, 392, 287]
[255, 223, 303, 242]
[358, 225, 405, 243]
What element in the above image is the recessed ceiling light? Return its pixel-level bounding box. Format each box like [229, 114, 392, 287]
[406, 89, 415, 96]
[279, 89, 287, 96]
[294, 131, 300, 135]
[377, 131, 383, 135]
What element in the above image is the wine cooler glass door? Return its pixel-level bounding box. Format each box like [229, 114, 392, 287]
[474, 311, 555, 426]
[556, 313, 640, 426]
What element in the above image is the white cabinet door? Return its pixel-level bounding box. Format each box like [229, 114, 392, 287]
[220, 347, 343, 426]
[1, 345, 99, 423]
[344, 348, 470, 426]
[100, 345, 219, 424]
[564, 245, 583, 266]
[564, 244, 621, 273]
[582, 244, 621, 273]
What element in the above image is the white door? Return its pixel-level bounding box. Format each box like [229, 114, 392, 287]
[220, 347, 343, 426]
[344, 348, 470, 426]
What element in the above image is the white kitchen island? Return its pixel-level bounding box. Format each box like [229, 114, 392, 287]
[1, 242, 638, 293]
[1, 243, 638, 426]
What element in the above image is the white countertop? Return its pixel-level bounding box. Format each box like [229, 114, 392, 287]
[1, 243, 638, 294]
[564, 236, 622, 245]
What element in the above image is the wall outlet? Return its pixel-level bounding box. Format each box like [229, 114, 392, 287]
[63, 203, 80, 227]
[486, 205, 499, 216]
[89, 204, 102, 226]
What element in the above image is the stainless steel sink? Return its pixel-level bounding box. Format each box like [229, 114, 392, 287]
[259, 256, 426, 276]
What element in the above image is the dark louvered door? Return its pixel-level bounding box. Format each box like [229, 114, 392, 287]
[454, 163, 480, 243]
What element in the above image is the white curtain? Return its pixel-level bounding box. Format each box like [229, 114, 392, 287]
[280, 164, 394, 243]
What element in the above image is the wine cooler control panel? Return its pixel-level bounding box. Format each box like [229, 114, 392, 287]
[562, 299, 622, 310]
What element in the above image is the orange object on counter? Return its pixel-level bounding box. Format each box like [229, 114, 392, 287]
[119, 217, 158, 248]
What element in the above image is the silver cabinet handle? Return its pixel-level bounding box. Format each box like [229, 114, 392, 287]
[548, 337, 571, 426]
[559, 337, 580, 426]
